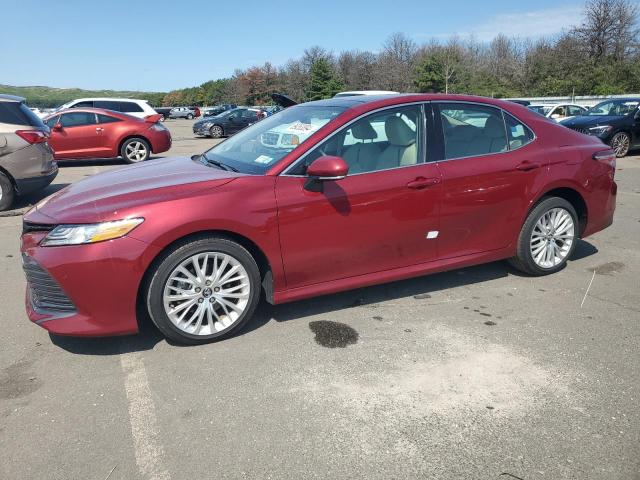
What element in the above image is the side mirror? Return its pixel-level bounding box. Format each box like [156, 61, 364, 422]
[228, 115, 236, 121]
[304, 155, 349, 192]
[53, 123, 63, 131]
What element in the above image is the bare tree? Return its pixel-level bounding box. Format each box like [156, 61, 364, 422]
[337, 50, 377, 90]
[374, 32, 418, 91]
[573, 0, 639, 60]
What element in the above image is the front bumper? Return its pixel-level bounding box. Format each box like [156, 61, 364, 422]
[21, 229, 161, 336]
[193, 123, 213, 136]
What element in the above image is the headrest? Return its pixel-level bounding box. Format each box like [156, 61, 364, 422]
[351, 121, 377, 140]
[385, 116, 415, 146]
[484, 116, 505, 138]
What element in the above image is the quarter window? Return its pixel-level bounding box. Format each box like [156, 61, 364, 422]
[291, 105, 423, 176]
[504, 113, 534, 149]
[71, 101, 93, 108]
[97, 114, 120, 124]
[44, 115, 60, 128]
[120, 102, 143, 113]
[439, 103, 508, 159]
[59, 112, 96, 127]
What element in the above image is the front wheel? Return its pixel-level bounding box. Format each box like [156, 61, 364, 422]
[610, 132, 631, 157]
[509, 197, 578, 276]
[146, 237, 262, 345]
[121, 137, 150, 163]
[209, 125, 223, 138]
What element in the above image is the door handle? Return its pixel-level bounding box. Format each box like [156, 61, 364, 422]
[95, 127, 104, 132]
[406, 177, 440, 189]
[515, 161, 541, 171]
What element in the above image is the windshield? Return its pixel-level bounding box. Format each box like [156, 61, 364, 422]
[203, 105, 346, 174]
[586, 100, 639, 116]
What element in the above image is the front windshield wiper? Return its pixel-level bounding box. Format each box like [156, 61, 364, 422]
[196, 154, 238, 172]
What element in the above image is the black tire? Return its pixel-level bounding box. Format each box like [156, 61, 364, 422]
[0, 172, 15, 212]
[187, 113, 194, 120]
[120, 137, 151, 164]
[146, 236, 262, 345]
[159, 115, 166, 122]
[609, 131, 631, 157]
[508, 196, 579, 276]
[209, 125, 224, 138]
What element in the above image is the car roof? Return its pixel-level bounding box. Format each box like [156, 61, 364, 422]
[45, 107, 137, 119]
[70, 97, 149, 102]
[0, 94, 25, 103]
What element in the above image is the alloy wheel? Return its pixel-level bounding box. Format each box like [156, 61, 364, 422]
[611, 132, 630, 157]
[530, 207, 575, 269]
[162, 252, 251, 336]
[210, 125, 223, 138]
[125, 141, 148, 162]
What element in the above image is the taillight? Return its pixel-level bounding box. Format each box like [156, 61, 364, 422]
[593, 148, 616, 174]
[16, 130, 48, 144]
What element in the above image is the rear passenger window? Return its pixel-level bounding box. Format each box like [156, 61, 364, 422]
[504, 113, 534, 149]
[120, 102, 143, 113]
[94, 100, 122, 111]
[59, 112, 96, 127]
[97, 114, 121, 124]
[439, 103, 507, 159]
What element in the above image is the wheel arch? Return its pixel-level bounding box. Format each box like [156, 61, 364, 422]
[531, 186, 588, 236]
[136, 229, 274, 332]
[0, 165, 17, 189]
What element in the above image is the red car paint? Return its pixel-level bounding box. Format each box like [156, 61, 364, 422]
[44, 108, 171, 160]
[22, 94, 616, 337]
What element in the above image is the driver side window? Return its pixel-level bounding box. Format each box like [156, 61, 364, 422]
[291, 105, 423, 176]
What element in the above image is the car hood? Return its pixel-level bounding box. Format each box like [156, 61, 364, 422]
[561, 115, 624, 127]
[28, 156, 241, 224]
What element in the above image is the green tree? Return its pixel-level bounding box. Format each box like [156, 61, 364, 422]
[305, 59, 344, 100]
[414, 55, 446, 92]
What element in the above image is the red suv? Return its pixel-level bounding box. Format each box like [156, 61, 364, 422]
[21, 95, 616, 344]
[44, 108, 171, 163]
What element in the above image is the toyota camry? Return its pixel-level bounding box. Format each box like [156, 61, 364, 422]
[21, 94, 617, 344]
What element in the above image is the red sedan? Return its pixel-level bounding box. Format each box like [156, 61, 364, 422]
[22, 94, 616, 344]
[44, 108, 171, 163]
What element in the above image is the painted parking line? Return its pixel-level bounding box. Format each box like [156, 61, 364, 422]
[120, 351, 171, 480]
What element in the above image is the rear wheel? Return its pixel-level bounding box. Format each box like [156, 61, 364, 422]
[209, 125, 224, 138]
[610, 132, 630, 157]
[0, 172, 15, 212]
[509, 197, 578, 276]
[146, 237, 261, 345]
[187, 113, 194, 120]
[120, 137, 150, 163]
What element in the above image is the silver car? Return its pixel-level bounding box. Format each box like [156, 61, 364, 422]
[0, 95, 57, 211]
[169, 106, 196, 119]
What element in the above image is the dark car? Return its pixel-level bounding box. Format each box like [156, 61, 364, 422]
[154, 107, 172, 121]
[561, 98, 640, 157]
[203, 104, 237, 117]
[192, 107, 260, 138]
[22, 94, 616, 345]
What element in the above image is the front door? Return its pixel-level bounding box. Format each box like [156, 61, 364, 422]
[434, 102, 546, 260]
[276, 103, 442, 289]
[48, 111, 99, 158]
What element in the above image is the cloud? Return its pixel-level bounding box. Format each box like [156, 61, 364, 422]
[420, 5, 584, 42]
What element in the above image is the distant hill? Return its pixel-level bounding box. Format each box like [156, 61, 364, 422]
[0, 85, 167, 108]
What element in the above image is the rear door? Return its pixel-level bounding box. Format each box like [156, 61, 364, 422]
[434, 102, 545, 259]
[94, 113, 124, 157]
[49, 111, 99, 158]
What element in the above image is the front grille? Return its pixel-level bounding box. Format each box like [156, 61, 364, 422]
[261, 132, 279, 146]
[22, 255, 76, 313]
[569, 127, 590, 135]
[22, 221, 55, 235]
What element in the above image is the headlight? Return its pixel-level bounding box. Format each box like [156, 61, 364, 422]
[588, 125, 612, 135]
[41, 218, 144, 246]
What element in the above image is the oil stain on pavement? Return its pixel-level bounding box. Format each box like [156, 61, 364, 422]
[309, 320, 359, 348]
[0, 359, 42, 400]
[592, 261, 625, 275]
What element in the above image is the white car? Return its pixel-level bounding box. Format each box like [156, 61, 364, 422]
[54, 98, 157, 119]
[527, 103, 587, 122]
[334, 90, 399, 97]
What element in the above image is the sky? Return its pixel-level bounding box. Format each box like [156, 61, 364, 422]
[0, 0, 586, 92]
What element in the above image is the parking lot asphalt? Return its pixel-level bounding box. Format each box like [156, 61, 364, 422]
[1, 119, 639, 480]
